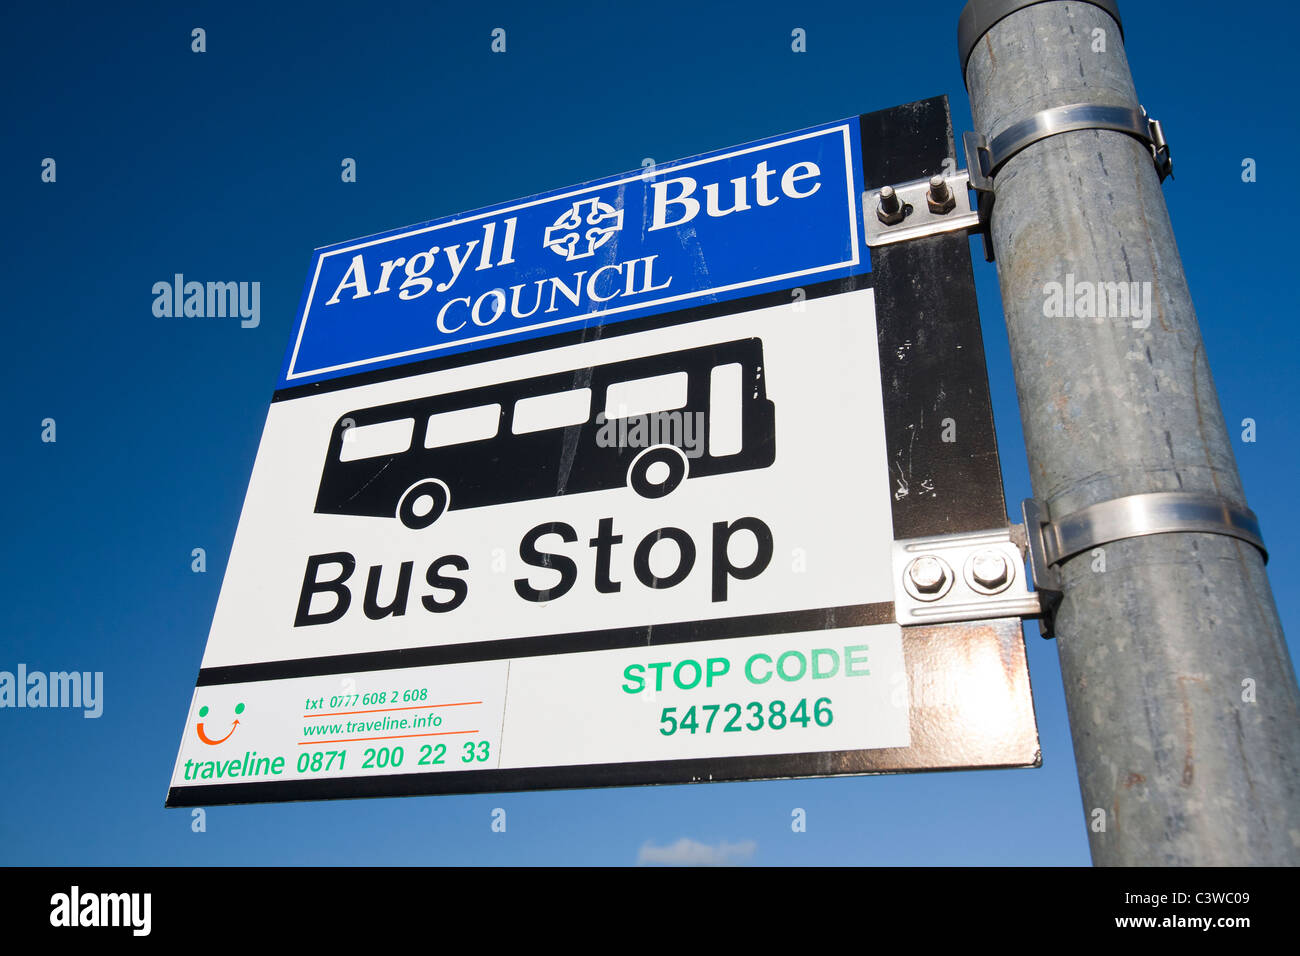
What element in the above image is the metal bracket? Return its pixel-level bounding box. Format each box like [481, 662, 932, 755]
[863, 171, 981, 248]
[893, 526, 1042, 627]
[1022, 492, 1268, 637]
[963, 102, 1173, 261]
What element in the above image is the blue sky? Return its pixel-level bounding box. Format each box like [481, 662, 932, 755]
[1, 0, 1296, 866]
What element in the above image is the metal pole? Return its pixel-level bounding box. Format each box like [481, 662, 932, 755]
[959, 0, 1300, 864]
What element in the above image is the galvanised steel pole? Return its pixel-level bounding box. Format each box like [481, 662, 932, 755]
[958, 0, 1300, 864]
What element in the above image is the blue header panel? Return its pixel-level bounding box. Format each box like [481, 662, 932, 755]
[279, 117, 867, 389]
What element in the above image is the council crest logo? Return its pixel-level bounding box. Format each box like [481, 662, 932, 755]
[543, 196, 625, 261]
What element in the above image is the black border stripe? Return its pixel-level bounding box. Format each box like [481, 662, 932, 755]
[195, 602, 894, 686]
[865, 95, 1008, 537]
[272, 272, 873, 403]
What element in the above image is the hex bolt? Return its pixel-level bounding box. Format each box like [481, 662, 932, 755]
[908, 555, 948, 594]
[877, 185, 908, 225]
[970, 550, 1009, 589]
[926, 174, 956, 214]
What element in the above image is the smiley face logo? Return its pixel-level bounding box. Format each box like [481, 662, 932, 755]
[195, 702, 245, 745]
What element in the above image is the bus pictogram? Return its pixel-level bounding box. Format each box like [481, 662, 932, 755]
[314, 338, 776, 529]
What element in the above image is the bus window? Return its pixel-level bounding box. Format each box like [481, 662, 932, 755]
[709, 363, 743, 456]
[339, 418, 415, 463]
[512, 388, 592, 434]
[604, 371, 688, 419]
[425, 403, 501, 449]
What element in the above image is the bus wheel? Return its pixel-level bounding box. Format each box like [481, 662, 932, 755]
[628, 445, 689, 499]
[398, 479, 450, 530]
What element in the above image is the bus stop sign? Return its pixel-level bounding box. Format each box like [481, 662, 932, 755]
[167, 96, 1039, 807]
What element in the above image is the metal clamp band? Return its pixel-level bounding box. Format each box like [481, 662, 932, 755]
[1023, 492, 1268, 595]
[965, 103, 1172, 194]
[962, 101, 1173, 261]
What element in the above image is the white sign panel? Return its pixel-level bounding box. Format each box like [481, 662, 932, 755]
[168, 287, 910, 803]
